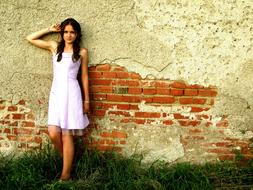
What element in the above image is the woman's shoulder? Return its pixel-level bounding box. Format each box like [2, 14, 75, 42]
[79, 48, 88, 57]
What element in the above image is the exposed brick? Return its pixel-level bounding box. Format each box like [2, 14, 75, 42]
[7, 135, 17, 141]
[174, 113, 189, 119]
[8, 106, 18, 112]
[130, 104, 139, 110]
[92, 94, 107, 101]
[26, 113, 35, 120]
[179, 98, 193, 104]
[192, 98, 207, 104]
[113, 67, 126, 71]
[184, 135, 205, 140]
[163, 120, 173, 125]
[171, 89, 184, 96]
[170, 81, 186, 88]
[102, 72, 117, 78]
[88, 66, 96, 71]
[107, 94, 123, 102]
[116, 72, 130, 79]
[18, 99, 26, 105]
[21, 121, 35, 128]
[12, 114, 25, 120]
[116, 104, 130, 110]
[135, 112, 161, 118]
[89, 72, 102, 78]
[0, 105, 5, 110]
[108, 111, 130, 117]
[198, 89, 217, 97]
[189, 128, 202, 134]
[111, 131, 127, 138]
[122, 96, 141, 103]
[106, 139, 117, 145]
[190, 107, 210, 112]
[120, 140, 126, 144]
[207, 148, 232, 154]
[90, 86, 113, 93]
[128, 87, 142, 94]
[156, 88, 170, 95]
[133, 119, 146, 124]
[143, 88, 156, 95]
[130, 73, 141, 79]
[100, 132, 111, 138]
[93, 110, 106, 116]
[4, 128, 11, 133]
[151, 81, 170, 88]
[218, 154, 235, 161]
[184, 89, 198, 96]
[186, 84, 204, 89]
[179, 120, 201, 127]
[90, 79, 112, 85]
[96, 64, 111, 71]
[153, 97, 175, 104]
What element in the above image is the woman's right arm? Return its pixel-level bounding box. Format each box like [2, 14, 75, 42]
[26, 24, 60, 53]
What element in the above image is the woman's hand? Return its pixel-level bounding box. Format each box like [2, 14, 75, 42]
[83, 102, 90, 114]
[49, 24, 61, 32]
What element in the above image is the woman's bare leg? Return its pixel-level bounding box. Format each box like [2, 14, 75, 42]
[48, 125, 63, 155]
[60, 134, 74, 180]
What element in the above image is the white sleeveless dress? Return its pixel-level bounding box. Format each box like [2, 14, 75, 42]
[47, 52, 89, 135]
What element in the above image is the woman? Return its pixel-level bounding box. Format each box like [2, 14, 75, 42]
[26, 18, 90, 181]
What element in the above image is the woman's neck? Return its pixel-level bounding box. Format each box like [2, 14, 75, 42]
[64, 44, 73, 52]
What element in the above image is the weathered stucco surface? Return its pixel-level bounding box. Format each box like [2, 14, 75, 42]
[1, 0, 253, 162]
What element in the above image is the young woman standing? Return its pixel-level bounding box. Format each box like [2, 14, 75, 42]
[26, 18, 90, 181]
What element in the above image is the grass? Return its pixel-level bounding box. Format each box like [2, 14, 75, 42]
[0, 141, 253, 190]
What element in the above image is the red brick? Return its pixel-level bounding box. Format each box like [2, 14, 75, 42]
[128, 87, 142, 94]
[21, 121, 35, 128]
[4, 128, 11, 133]
[163, 120, 173, 125]
[186, 84, 204, 89]
[192, 98, 206, 104]
[216, 142, 234, 147]
[184, 135, 205, 140]
[92, 94, 107, 101]
[170, 81, 186, 88]
[12, 114, 25, 120]
[179, 120, 201, 126]
[7, 135, 17, 141]
[190, 107, 210, 112]
[189, 128, 202, 133]
[96, 64, 111, 71]
[0, 105, 5, 110]
[113, 80, 140, 86]
[135, 112, 161, 118]
[111, 131, 127, 138]
[107, 94, 123, 102]
[8, 106, 18, 112]
[216, 120, 228, 128]
[130, 73, 141, 79]
[122, 96, 141, 103]
[174, 113, 189, 119]
[133, 119, 146, 124]
[218, 154, 235, 161]
[153, 97, 175, 104]
[130, 104, 139, 110]
[143, 88, 156, 95]
[113, 67, 126, 71]
[17, 128, 34, 135]
[171, 89, 184, 96]
[34, 136, 42, 144]
[90, 86, 113, 93]
[10, 121, 18, 126]
[90, 79, 112, 85]
[93, 110, 106, 116]
[179, 98, 193, 104]
[120, 140, 126, 144]
[18, 100, 26, 105]
[102, 72, 117, 78]
[100, 132, 112, 138]
[108, 111, 130, 117]
[116, 72, 129, 79]
[184, 89, 198, 96]
[106, 139, 117, 145]
[88, 66, 96, 71]
[208, 148, 232, 154]
[116, 104, 130, 110]
[141, 97, 153, 103]
[198, 89, 217, 97]
[151, 81, 170, 88]
[89, 72, 102, 78]
[156, 88, 170, 95]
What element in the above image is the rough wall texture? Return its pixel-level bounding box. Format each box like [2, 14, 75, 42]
[1, 0, 253, 163]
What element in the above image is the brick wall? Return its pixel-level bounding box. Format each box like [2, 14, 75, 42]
[0, 64, 253, 162]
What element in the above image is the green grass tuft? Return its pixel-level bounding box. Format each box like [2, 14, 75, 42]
[0, 144, 253, 190]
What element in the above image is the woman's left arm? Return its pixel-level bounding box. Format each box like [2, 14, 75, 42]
[80, 48, 90, 113]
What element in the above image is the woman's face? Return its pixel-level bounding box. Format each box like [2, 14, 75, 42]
[63, 24, 77, 44]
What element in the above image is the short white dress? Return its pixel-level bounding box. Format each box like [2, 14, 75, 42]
[48, 52, 89, 136]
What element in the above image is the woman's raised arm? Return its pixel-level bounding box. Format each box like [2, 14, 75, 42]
[26, 24, 60, 53]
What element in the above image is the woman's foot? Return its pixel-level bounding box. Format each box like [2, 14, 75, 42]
[60, 173, 71, 181]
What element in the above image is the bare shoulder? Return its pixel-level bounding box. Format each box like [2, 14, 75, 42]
[80, 48, 88, 58]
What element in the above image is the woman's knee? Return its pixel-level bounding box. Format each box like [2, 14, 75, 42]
[48, 126, 61, 142]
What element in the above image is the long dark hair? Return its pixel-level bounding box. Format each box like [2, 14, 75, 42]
[57, 18, 82, 62]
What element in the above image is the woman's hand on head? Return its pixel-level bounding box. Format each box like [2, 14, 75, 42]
[49, 24, 61, 32]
